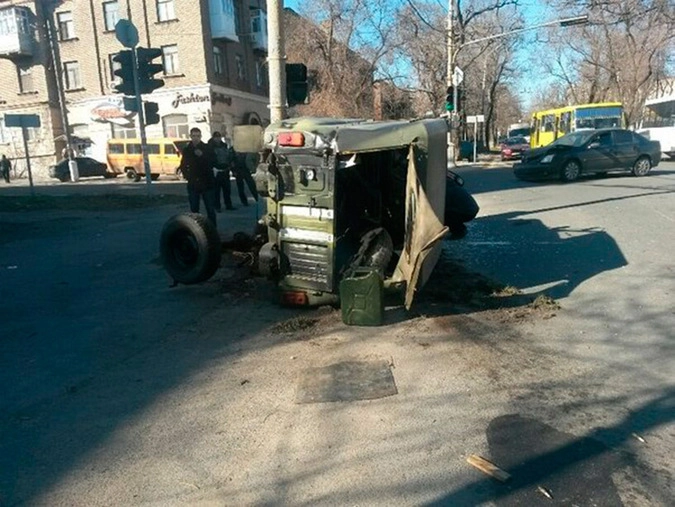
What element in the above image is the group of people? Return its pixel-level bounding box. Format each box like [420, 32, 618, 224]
[177, 127, 258, 227]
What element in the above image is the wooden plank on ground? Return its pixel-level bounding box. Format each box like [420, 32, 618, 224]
[466, 454, 511, 482]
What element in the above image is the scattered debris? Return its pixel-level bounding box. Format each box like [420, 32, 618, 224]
[240, 379, 249, 386]
[270, 316, 319, 334]
[529, 294, 561, 311]
[466, 454, 511, 482]
[631, 432, 646, 443]
[537, 485, 553, 499]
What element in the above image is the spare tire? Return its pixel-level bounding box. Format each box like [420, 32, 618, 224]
[160, 213, 221, 284]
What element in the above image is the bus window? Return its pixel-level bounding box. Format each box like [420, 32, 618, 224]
[127, 143, 142, 154]
[560, 112, 572, 134]
[164, 144, 177, 155]
[146, 144, 160, 155]
[109, 143, 124, 154]
[543, 115, 555, 132]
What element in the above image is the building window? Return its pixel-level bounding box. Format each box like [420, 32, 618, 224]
[111, 123, 137, 139]
[63, 61, 82, 90]
[157, 0, 176, 22]
[57, 11, 75, 41]
[17, 66, 34, 93]
[103, 1, 119, 31]
[213, 47, 223, 75]
[109, 53, 121, 85]
[235, 54, 244, 80]
[233, 0, 241, 34]
[162, 44, 179, 75]
[0, 118, 8, 144]
[163, 114, 189, 138]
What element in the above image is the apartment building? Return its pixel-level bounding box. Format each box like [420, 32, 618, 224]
[0, 0, 269, 178]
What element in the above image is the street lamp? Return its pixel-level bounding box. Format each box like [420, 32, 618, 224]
[446, 11, 589, 162]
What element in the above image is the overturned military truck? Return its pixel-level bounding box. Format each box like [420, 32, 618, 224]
[160, 117, 478, 321]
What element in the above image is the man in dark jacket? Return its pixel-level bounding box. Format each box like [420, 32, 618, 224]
[0, 154, 11, 183]
[178, 127, 217, 227]
[208, 131, 236, 211]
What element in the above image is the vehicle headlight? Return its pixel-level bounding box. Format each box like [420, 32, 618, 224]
[541, 154, 554, 164]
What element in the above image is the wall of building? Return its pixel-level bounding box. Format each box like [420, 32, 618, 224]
[0, 0, 270, 181]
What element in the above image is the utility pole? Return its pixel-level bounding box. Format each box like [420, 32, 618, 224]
[267, 0, 286, 123]
[43, 0, 78, 180]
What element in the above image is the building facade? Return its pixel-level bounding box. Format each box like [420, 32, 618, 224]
[0, 0, 269, 179]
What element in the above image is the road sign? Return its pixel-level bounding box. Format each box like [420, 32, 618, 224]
[452, 66, 464, 86]
[4, 113, 41, 128]
[466, 115, 485, 123]
[115, 19, 139, 48]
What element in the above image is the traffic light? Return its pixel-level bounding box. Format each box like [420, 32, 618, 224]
[144, 101, 160, 125]
[112, 50, 135, 96]
[286, 63, 308, 106]
[136, 47, 165, 95]
[445, 86, 454, 112]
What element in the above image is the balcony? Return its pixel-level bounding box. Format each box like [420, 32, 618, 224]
[249, 9, 267, 52]
[0, 6, 34, 58]
[209, 0, 238, 42]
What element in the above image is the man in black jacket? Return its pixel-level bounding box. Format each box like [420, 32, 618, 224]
[178, 127, 217, 227]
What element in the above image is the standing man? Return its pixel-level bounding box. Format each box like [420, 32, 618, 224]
[0, 155, 11, 183]
[208, 131, 236, 211]
[178, 127, 217, 227]
[232, 151, 259, 207]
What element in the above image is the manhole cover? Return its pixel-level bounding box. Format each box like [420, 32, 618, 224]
[295, 360, 398, 404]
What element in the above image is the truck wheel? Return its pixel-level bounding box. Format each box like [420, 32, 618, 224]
[160, 213, 221, 284]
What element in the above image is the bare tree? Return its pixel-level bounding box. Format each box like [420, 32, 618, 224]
[544, 0, 675, 125]
[284, 0, 404, 118]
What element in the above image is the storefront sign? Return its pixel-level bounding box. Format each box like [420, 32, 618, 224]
[90, 99, 135, 126]
[171, 92, 211, 108]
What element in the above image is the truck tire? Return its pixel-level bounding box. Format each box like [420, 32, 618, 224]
[160, 213, 221, 284]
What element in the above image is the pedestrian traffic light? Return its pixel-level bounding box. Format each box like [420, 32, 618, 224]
[286, 63, 309, 106]
[445, 86, 454, 112]
[136, 47, 165, 95]
[458, 87, 465, 113]
[112, 50, 135, 96]
[144, 101, 160, 125]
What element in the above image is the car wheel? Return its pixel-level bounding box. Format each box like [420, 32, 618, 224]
[632, 156, 651, 177]
[561, 160, 581, 182]
[58, 175, 69, 182]
[160, 213, 222, 285]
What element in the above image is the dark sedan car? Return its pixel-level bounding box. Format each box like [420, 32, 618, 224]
[500, 136, 530, 161]
[49, 157, 116, 182]
[514, 129, 661, 182]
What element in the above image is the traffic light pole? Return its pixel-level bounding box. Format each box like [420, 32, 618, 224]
[446, 0, 457, 165]
[130, 47, 152, 189]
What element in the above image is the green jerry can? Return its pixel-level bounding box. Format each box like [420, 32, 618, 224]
[339, 268, 384, 326]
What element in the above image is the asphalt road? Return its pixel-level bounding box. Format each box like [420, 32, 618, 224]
[1, 161, 673, 505]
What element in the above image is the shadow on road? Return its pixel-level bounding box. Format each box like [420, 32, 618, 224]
[426, 387, 675, 506]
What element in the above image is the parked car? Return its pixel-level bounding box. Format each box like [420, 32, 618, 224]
[513, 128, 661, 182]
[500, 136, 530, 161]
[49, 157, 116, 182]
